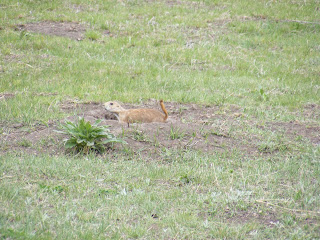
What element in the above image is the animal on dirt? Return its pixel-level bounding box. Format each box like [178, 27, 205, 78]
[104, 100, 168, 127]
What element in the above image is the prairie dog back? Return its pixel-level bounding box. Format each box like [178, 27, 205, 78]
[104, 100, 168, 124]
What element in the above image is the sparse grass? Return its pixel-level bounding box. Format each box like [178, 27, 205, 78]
[1, 0, 319, 124]
[169, 126, 186, 140]
[85, 30, 101, 41]
[131, 128, 150, 142]
[0, 0, 319, 239]
[1, 147, 319, 239]
[257, 133, 290, 154]
[16, 138, 32, 148]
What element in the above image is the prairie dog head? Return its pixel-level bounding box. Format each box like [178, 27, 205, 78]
[104, 101, 125, 113]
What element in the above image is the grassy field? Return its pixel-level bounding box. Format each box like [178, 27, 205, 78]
[1, 0, 320, 239]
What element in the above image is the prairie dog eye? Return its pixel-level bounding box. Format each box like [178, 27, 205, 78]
[110, 102, 113, 105]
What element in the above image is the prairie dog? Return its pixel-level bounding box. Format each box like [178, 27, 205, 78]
[104, 100, 168, 126]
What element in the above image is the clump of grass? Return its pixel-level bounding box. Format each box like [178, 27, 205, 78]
[131, 128, 149, 142]
[85, 30, 101, 41]
[169, 126, 185, 140]
[179, 174, 193, 184]
[17, 138, 32, 147]
[258, 88, 269, 102]
[57, 117, 125, 154]
[257, 134, 289, 153]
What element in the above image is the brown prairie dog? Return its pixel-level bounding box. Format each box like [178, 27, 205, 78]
[104, 100, 168, 125]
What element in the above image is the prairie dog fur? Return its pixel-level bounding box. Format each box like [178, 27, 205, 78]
[104, 100, 168, 125]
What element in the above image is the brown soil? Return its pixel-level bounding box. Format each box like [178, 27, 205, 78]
[145, 0, 226, 10]
[0, 93, 15, 100]
[1, 100, 319, 159]
[226, 209, 280, 228]
[15, 21, 87, 40]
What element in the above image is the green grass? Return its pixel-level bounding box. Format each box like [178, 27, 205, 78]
[1, 0, 319, 123]
[169, 126, 186, 140]
[0, 0, 319, 238]
[1, 148, 319, 239]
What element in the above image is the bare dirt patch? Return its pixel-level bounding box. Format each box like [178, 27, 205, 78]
[0, 93, 15, 101]
[1, 100, 319, 158]
[163, 19, 230, 49]
[145, 0, 226, 10]
[302, 103, 320, 121]
[266, 121, 320, 145]
[15, 21, 87, 40]
[226, 209, 280, 228]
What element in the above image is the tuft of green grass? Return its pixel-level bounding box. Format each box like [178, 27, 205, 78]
[85, 30, 101, 41]
[131, 128, 149, 142]
[16, 138, 32, 148]
[169, 126, 186, 140]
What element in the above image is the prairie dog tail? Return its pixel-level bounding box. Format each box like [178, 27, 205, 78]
[160, 100, 168, 121]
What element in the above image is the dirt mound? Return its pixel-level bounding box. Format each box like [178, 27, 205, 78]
[15, 21, 86, 40]
[1, 100, 319, 158]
